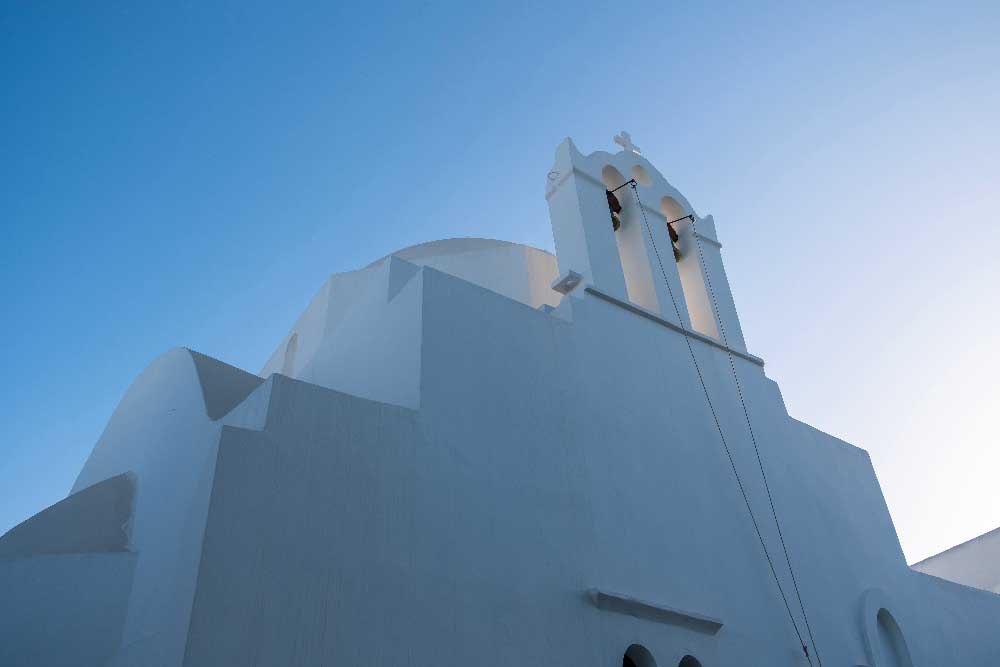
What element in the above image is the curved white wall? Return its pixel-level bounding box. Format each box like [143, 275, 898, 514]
[372, 238, 561, 310]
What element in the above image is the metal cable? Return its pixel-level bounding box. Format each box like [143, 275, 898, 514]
[627, 184, 815, 664]
[688, 212, 824, 666]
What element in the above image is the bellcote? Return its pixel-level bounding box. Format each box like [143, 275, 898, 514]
[544, 135, 746, 352]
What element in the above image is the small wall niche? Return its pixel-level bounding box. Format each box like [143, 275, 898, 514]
[661, 196, 718, 338]
[876, 608, 913, 667]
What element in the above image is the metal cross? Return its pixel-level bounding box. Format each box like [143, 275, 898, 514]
[614, 131, 641, 155]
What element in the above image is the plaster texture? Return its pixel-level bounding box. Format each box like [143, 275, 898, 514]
[2, 137, 997, 667]
[0, 552, 136, 667]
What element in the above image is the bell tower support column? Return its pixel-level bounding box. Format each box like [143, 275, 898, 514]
[545, 138, 629, 301]
[691, 215, 748, 352]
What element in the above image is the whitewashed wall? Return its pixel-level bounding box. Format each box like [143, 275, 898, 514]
[3, 141, 998, 667]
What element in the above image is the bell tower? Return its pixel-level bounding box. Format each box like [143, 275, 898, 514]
[544, 134, 747, 351]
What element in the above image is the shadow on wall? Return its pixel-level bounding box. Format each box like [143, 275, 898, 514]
[877, 608, 912, 667]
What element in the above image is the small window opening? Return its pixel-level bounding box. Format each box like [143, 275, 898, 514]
[622, 644, 656, 667]
[678, 656, 702, 667]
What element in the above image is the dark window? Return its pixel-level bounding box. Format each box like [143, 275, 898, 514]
[622, 644, 656, 667]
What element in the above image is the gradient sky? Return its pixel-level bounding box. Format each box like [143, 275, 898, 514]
[2, 2, 998, 564]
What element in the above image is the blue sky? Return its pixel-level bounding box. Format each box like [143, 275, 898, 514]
[2, 2, 998, 563]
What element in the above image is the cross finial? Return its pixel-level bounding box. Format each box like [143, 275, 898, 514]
[614, 131, 641, 155]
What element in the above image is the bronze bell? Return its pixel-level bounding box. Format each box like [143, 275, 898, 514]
[607, 190, 623, 231]
[668, 221, 681, 260]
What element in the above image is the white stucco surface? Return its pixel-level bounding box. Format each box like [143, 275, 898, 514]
[2, 136, 997, 667]
[911, 526, 1000, 594]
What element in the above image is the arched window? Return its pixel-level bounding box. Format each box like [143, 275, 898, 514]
[622, 644, 656, 667]
[281, 333, 298, 376]
[677, 656, 702, 667]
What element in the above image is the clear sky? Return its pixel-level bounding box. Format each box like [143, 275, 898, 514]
[2, 2, 998, 564]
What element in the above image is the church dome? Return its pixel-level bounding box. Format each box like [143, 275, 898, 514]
[370, 237, 561, 310]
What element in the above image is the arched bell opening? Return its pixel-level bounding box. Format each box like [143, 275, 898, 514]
[602, 164, 660, 313]
[602, 165, 629, 232]
[631, 164, 652, 187]
[661, 196, 718, 339]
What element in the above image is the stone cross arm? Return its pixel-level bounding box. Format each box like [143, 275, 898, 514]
[614, 131, 641, 154]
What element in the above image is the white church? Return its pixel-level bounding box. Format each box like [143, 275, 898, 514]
[2, 135, 998, 667]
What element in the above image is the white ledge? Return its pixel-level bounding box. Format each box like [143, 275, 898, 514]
[588, 589, 723, 635]
[585, 287, 764, 368]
